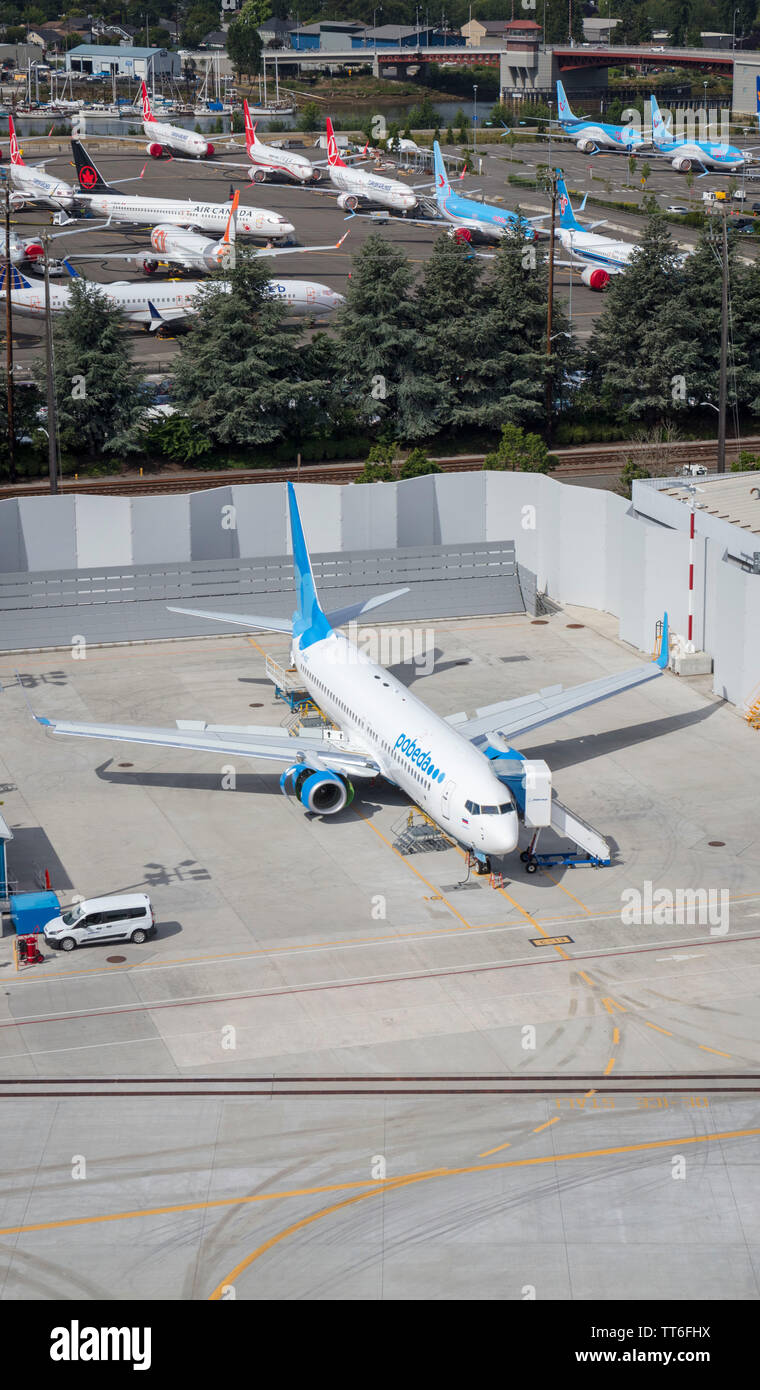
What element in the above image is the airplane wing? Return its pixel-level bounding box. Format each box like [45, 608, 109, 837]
[253, 231, 350, 256]
[445, 615, 669, 747]
[34, 714, 381, 780]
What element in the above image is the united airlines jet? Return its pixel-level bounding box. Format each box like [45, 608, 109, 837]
[33, 485, 669, 873]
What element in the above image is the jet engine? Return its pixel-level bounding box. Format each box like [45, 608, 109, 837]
[452, 227, 472, 244]
[251, 168, 268, 183]
[141, 255, 159, 275]
[280, 764, 354, 815]
[8, 192, 27, 212]
[577, 138, 597, 154]
[580, 265, 610, 291]
[310, 167, 322, 182]
[22, 240, 44, 263]
[205, 143, 215, 157]
[672, 156, 692, 172]
[337, 192, 359, 211]
[146, 142, 164, 158]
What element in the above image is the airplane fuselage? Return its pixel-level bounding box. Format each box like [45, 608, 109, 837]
[3, 274, 344, 322]
[293, 627, 519, 858]
[78, 192, 295, 241]
[329, 164, 416, 212]
[144, 116, 210, 159]
[8, 163, 75, 211]
[560, 120, 645, 153]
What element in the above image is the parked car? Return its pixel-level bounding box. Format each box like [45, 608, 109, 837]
[666, 205, 689, 214]
[44, 894, 156, 951]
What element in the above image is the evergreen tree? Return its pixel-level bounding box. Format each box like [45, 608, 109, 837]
[170, 254, 332, 450]
[333, 234, 423, 441]
[482, 422, 557, 473]
[410, 234, 494, 437]
[587, 213, 685, 422]
[726, 253, 760, 415]
[481, 228, 574, 430]
[35, 280, 144, 460]
[226, 0, 264, 80]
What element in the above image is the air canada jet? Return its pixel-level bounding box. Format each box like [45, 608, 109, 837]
[32, 484, 670, 874]
[552, 79, 645, 155]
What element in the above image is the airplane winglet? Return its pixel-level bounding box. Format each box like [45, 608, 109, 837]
[656, 611, 669, 669]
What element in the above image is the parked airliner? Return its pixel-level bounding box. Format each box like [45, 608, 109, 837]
[3, 226, 44, 269]
[0, 262, 345, 328]
[31, 484, 670, 873]
[432, 141, 537, 243]
[650, 93, 753, 172]
[71, 140, 295, 242]
[141, 189, 348, 276]
[552, 80, 646, 154]
[139, 81, 215, 159]
[554, 173, 638, 289]
[3, 112, 76, 211]
[325, 117, 417, 212]
[243, 100, 321, 183]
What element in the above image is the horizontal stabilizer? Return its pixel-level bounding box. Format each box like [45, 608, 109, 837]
[167, 605, 292, 634]
[326, 587, 409, 627]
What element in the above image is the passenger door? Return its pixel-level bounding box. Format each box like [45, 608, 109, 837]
[441, 779, 455, 821]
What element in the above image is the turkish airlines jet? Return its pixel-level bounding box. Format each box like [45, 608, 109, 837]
[70, 140, 295, 242]
[140, 81, 214, 160]
[4, 112, 76, 212]
[243, 100, 321, 184]
[0, 261, 344, 328]
[142, 190, 348, 276]
[324, 117, 417, 213]
[31, 483, 670, 876]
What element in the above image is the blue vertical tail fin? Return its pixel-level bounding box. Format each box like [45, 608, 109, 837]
[433, 140, 450, 203]
[556, 80, 575, 125]
[0, 264, 34, 292]
[556, 172, 583, 231]
[288, 482, 332, 648]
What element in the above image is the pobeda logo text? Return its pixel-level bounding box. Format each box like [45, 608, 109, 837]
[394, 733, 445, 783]
[50, 1321, 151, 1372]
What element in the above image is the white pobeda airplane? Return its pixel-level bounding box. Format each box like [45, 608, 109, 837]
[71, 140, 295, 242]
[32, 483, 669, 874]
[0, 257, 344, 327]
[141, 189, 347, 276]
[4, 112, 76, 211]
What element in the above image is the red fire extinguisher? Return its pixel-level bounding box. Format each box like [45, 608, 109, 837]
[25, 934, 43, 964]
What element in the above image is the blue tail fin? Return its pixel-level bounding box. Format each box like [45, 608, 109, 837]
[556, 172, 583, 231]
[288, 482, 332, 649]
[0, 264, 34, 292]
[433, 141, 450, 203]
[556, 80, 575, 124]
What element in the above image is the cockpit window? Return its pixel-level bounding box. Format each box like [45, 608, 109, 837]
[481, 805, 499, 815]
[465, 800, 480, 815]
[498, 803, 515, 814]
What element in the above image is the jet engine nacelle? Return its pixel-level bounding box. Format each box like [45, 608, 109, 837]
[310, 166, 322, 182]
[146, 142, 164, 158]
[581, 265, 610, 291]
[23, 240, 44, 263]
[672, 155, 692, 172]
[452, 226, 472, 244]
[205, 143, 214, 157]
[8, 192, 27, 212]
[280, 764, 354, 815]
[577, 138, 597, 154]
[337, 192, 359, 211]
[251, 167, 268, 183]
[141, 255, 159, 275]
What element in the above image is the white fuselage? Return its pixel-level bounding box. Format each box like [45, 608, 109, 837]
[9, 161, 75, 211]
[79, 192, 295, 241]
[247, 135, 317, 183]
[148, 224, 230, 273]
[3, 275, 344, 322]
[293, 628, 519, 858]
[144, 115, 210, 159]
[329, 163, 416, 212]
[559, 226, 634, 272]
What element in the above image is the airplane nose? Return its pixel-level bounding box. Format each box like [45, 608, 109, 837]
[278, 219, 296, 234]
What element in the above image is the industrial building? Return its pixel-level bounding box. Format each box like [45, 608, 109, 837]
[65, 44, 180, 79]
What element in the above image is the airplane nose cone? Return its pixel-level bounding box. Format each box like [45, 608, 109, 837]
[278, 219, 296, 236]
[402, 194, 417, 209]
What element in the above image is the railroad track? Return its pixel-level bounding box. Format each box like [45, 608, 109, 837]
[0, 1074, 756, 1098]
[2, 437, 757, 500]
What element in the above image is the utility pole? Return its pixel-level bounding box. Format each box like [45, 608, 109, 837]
[717, 207, 728, 474]
[4, 189, 16, 484]
[545, 167, 558, 433]
[42, 235, 59, 494]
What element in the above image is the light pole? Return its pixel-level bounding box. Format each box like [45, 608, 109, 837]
[703, 78, 708, 138]
[473, 83, 477, 155]
[732, 7, 739, 53]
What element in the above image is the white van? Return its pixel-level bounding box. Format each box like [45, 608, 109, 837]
[44, 894, 155, 952]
